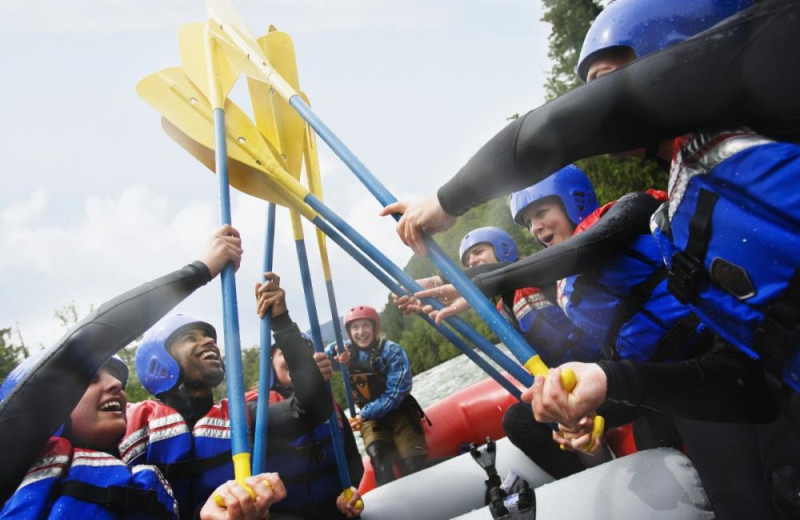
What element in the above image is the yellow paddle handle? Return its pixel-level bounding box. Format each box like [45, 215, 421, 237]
[342, 487, 364, 512]
[213, 453, 256, 507]
[524, 355, 604, 453]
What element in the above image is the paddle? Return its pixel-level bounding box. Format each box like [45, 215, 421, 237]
[202, 0, 533, 375]
[176, 22, 256, 492]
[245, 26, 303, 476]
[203, 0, 603, 446]
[300, 107, 358, 418]
[246, 27, 359, 417]
[138, 67, 523, 398]
[161, 113, 521, 400]
[243, 31, 359, 498]
[253, 200, 276, 475]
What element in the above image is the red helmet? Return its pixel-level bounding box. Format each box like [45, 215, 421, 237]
[344, 305, 381, 338]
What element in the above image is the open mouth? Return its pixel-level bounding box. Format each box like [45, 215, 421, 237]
[99, 399, 123, 412]
[539, 232, 554, 246]
[198, 349, 221, 363]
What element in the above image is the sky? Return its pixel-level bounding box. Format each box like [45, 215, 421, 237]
[0, 0, 552, 356]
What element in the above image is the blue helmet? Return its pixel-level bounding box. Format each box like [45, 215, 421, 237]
[135, 314, 217, 396]
[510, 165, 597, 230]
[459, 227, 519, 266]
[577, 0, 753, 82]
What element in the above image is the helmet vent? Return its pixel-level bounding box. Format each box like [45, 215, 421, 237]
[148, 358, 167, 378]
[573, 190, 587, 213]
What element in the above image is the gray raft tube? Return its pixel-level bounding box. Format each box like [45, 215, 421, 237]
[361, 439, 711, 520]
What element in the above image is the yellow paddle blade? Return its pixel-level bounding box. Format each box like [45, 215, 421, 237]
[137, 67, 314, 216]
[178, 23, 240, 104]
[206, 0, 299, 101]
[248, 29, 305, 179]
[163, 118, 306, 213]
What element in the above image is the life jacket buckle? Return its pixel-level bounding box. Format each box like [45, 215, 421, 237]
[668, 252, 704, 304]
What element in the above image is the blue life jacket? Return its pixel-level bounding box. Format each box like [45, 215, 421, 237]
[558, 207, 710, 363]
[498, 287, 601, 364]
[120, 400, 235, 519]
[651, 127, 800, 390]
[265, 393, 340, 515]
[0, 437, 178, 520]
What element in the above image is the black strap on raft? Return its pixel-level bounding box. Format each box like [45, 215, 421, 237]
[470, 437, 501, 497]
[753, 268, 800, 372]
[668, 189, 718, 304]
[156, 450, 232, 479]
[470, 437, 536, 520]
[61, 480, 174, 520]
[489, 480, 536, 520]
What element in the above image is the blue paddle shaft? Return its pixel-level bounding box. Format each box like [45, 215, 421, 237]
[213, 108, 250, 458]
[294, 237, 352, 489]
[253, 202, 277, 474]
[324, 278, 358, 417]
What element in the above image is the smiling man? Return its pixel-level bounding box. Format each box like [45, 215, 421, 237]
[121, 273, 331, 520]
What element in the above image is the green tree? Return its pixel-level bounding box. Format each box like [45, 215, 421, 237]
[0, 326, 29, 381]
[541, 0, 602, 100]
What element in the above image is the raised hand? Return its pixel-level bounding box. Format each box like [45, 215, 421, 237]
[199, 224, 244, 277]
[254, 272, 287, 318]
[380, 195, 456, 256]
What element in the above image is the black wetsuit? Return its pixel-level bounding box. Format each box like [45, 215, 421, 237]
[437, 0, 800, 216]
[0, 261, 214, 504]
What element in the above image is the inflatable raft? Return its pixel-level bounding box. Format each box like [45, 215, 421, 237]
[356, 377, 712, 520]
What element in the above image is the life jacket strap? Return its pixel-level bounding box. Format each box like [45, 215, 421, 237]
[61, 480, 173, 520]
[649, 313, 707, 362]
[569, 271, 596, 306]
[668, 189, 719, 303]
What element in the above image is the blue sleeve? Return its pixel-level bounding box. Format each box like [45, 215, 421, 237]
[359, 342, 413, 421]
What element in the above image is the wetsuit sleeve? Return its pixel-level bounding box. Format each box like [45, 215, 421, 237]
[340, 407, 364, 486]
[437, 0, 800, 216]
[0, 261, 213, 504]
[597, 340, 780, 423]
[264, 313, 333, 439]
[471, 192, 658, 296]
[359, 343, 413, 421]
